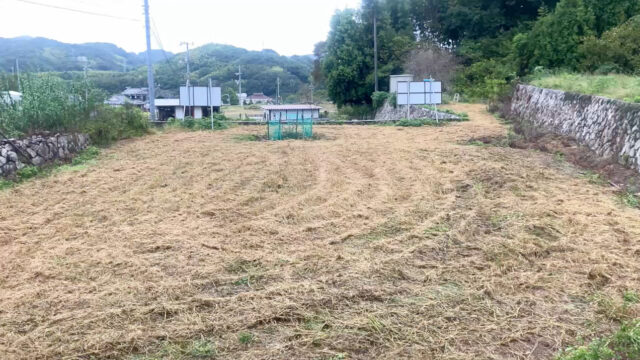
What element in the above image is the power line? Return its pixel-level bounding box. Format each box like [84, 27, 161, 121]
[14, 0, 141, 22]
[150, 17, 180, 75]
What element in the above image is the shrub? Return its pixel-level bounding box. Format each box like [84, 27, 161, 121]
[455, 59, 516, 101]
[168, 114, 231, 131]
[86, 105, 150, 146]
[333, 104, 374, 120]
[580, 16, 640, 74]
[371, 92, 390, 111]
[389, 93, 397, 108]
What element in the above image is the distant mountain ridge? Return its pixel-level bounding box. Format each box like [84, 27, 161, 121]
[0, 37, 172, 72]
[0, 37, 314, 98]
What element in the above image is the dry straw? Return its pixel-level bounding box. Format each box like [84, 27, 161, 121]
[1, 105, 639, 359]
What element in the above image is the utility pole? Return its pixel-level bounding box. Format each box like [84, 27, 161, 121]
[180, 42, 193, 117]
[311, 83, 314, 104]
[79, 56, 89, 101]
[373, 0, 378, 92]
[144, 0, 157, 122]
[180, 42, 192, 86]
[277, 77, 280, 105]
[15, 59, 21, 92]
[209, 78, 214, 129]
[236, 65, 243, 107]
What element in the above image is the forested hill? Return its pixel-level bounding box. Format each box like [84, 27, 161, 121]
[154, 44, 313, 98]
[0, 37, 171, 72]
[0, 38, 313, 98]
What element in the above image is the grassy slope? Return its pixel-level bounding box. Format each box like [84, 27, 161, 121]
[530, 73, 640, 102]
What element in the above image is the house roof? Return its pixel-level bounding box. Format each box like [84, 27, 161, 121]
[262, 105, 322, 111]
[105, 94, 145, 106]
[0, 91, 22, 103]
[155, 99, 180, 107]
[248, 93, 272, 100]
[122, 87, 149, 96]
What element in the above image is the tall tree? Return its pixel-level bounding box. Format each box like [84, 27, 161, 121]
[324, 1, 416, 106]
[513, 0, 595, 72]
[583, 0, 640, 35]
[311, 41, 328, 87]
[324, 10, 372, 107]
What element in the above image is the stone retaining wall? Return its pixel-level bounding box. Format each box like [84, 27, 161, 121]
[375, 102, 460, 121]
[511, 85, 640, 171]
[0, 133, 90, 178]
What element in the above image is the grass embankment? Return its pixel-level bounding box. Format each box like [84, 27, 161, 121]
[530, 73, 640, 103]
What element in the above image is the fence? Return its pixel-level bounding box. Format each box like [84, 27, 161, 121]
[267, 118, 313, 140]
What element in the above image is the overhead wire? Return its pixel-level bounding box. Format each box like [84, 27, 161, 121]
[13, 0, 141, 22]
[150, 16, 180, 75]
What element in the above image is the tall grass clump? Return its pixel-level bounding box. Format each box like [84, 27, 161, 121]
[0, 74, 149, 145]
[167, 114, 232, 131]
[86, 105, 150, 146]
[557, 320, 640, 360]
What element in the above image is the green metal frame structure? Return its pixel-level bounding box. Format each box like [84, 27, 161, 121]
[267, 116, 313, 140]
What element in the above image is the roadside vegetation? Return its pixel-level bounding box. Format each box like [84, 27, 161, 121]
[0, 74, 149, 145]
[530, 73, 640, 102]
[167, 115, 232, 131]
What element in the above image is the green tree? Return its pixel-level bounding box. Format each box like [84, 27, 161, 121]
[580, 15, 640, 73]
[323, 1, 416, 106]
[513, 0, 595, 73]
[324, 10, 373, 106]
[223, 88, 239, 105]
[583, 0, 640, 35]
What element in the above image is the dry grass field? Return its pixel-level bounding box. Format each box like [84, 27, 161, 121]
[1, 104, 639, 359]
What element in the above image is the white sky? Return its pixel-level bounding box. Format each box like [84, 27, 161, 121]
[0, 0, 362, 55]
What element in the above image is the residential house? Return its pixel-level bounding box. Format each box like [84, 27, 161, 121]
[0, 91, 22, 104]
[247, 93, 273, 104]
[122, 87, 148, 102]
[105, 87, 149, 109]
[155, 86, 222, 121]
[105, 94, 146, 108]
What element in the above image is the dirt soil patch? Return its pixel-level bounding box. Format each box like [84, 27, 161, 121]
[512, 134, 640, 191]
[1, 104, 639, 359]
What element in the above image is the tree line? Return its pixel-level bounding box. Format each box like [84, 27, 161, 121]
[316, 0, 640, 106]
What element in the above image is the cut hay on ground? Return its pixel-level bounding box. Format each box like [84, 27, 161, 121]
[1, 104, 639, 359]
